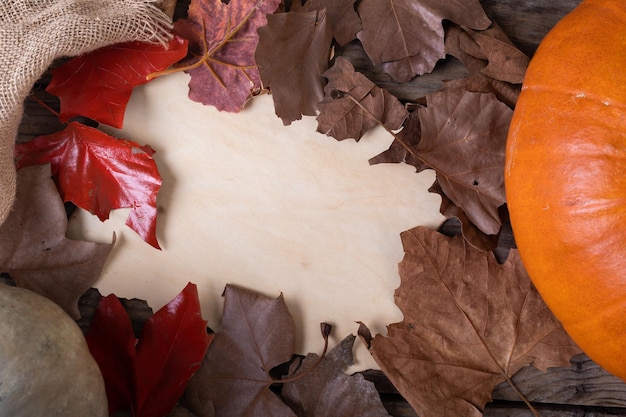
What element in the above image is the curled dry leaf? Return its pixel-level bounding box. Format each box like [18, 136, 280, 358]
[359, 226, 581, 417]
[0, 164, 112, 318]
[444, 24, 523, 108]
[462, 25, 530, 84]
[15, 122, 163, 249]
[256, 8, 333, 125]
[282, 334, 391, 417]
[356, 0, 491, 82]
[317, 57, 407, 141]
[182, 285, 297, 417]
[173, 0, 281, 112]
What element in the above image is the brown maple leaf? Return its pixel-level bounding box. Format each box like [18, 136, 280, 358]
[417, 86, 511, 236]
[256, 8, 333, 125]
[182, 285, 297, 417]
[172, 0, 281, 112]
[282, 334, 391, 417]
[317, 57, 407, 141]
[356, 0, 491, 82]
[0, 164, 113, 318]
[360, 226, 581, 417]
[370, 86, 510, 237]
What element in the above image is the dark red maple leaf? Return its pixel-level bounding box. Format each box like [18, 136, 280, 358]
[172, 0, 281, 112]
[15, 121, 162, 249]
[46, 37, 188, 128]
[86, 282, 212, 417]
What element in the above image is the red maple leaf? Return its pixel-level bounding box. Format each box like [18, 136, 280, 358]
[171, 0, 281, 111]
[15, 122, 162, 249]
[46, 37, 188, 128]
[86, 282, 213, 417]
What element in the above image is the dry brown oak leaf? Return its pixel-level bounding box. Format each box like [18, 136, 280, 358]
[444, 24, 526, 108]
[317, 57, 407, 141]
[423, 86, 512, 236]
[300, 0, 362, 46]
[0, 164, 112, 319]
[173, 0, 281, 112]
[282, 334, 391, 417]
[256, 8, 333, 125]
[182, 284, 298, 417]
[356, 0, 491, 82]
[371, 113, 499, 253]
[359, 226, 581, 417]
[371, 86, 510, 236]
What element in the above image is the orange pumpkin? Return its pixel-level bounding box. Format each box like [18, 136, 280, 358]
[505, 0, 626, 379]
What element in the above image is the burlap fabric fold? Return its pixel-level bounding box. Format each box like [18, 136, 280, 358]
[0, 0, 173, 227]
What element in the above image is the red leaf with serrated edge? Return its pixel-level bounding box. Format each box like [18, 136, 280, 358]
[134, 283, 213, 417]
[86, 283, 212, 417]
[15, 122, 162, 249]
[85, 294, 136, 415]
[46, 37, 188, 128]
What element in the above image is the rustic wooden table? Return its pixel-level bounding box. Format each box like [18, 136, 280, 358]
[16, 0, 626, 416]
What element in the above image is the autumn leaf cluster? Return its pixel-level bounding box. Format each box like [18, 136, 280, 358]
[5, 0, 590, 417]
[81, 282, 392, 417]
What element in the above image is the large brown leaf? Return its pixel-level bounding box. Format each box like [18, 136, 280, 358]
[317, 57, 407, 141]
[360, 226, 581, 417]
[0, 164, 112, 318]
[256, 9, 333, 125]
[416, 86, 511, 236]
[370, 86, 510, 236]
[182, 285, 297, 417]
[282, 334, 391, 417]
[356, 0, 491, 82]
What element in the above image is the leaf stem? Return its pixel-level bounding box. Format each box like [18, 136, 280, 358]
[502, 374, 542, 417]
[146, 5, 259, 84]
[30, 93, 61, 118]
[343, 92, 417, 158]
[278, 323, 331, 384]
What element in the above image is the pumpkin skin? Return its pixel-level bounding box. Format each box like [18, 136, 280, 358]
[505, 0, 626, 379]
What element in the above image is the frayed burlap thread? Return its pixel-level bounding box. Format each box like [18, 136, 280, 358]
[0, 0, 174, 227]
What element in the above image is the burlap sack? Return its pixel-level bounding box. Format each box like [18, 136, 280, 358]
[0, 0, 174, 227]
